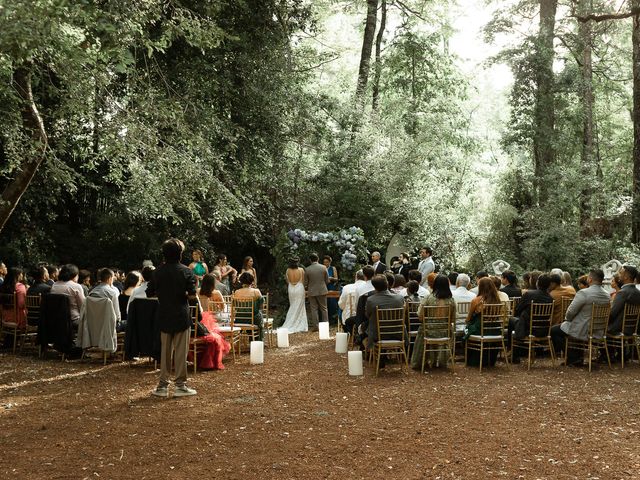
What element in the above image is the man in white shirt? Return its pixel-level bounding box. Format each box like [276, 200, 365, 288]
[127, 265, 155, 312]
[338, 270, 365, 326]
[356, 265, 375, 299]
[417, 247, 434, 288]
[89, 268, 122, 330]
[50, 264, 86, 328]
[452, 273, 476, 325]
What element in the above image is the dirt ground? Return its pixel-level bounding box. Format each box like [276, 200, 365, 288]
[1, 332, 640, 480]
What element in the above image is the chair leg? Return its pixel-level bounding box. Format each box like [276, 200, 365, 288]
[588, 341, 592, 373]
[421, 342, 427, 374]
[375, 347, 381, 376]
[502, 340, 510, 368]
[549, 339, 556, 367]
[604, 341, 611, 369]
[479, 343, 484, 373]
[527, 339, 533, 371]
[464, 342, 468, 367]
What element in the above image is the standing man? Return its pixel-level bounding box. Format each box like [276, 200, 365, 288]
[370, 251, 387, 275]
[304, 253, 329, 331]
[0, 262, 6, 287]
[148, 238, 197, 398]
[417, 247, 434, 288]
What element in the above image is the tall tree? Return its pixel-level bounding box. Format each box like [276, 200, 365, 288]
[355, 0, 379, 104]
[533, 0, 558, 204]
[633, 0, 640, 242]
[371, 0, 387, 111]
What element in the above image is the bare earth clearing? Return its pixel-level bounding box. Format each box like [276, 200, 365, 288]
[1, 333, 640, 479]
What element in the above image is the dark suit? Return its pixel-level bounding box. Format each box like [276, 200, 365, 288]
[365, 290, 405, 346]
[146, 262, 197, 334]
[608, 283, 640, 334]
[501, 284, 522, 299]
[372, 262, 387, 275]
[511, 289, 553, 339]
[348, 290, 375, 347]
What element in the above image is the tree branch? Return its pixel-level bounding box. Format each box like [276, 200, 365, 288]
[576, 7, 640, 23]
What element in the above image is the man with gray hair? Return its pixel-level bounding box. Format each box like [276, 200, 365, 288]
[452, 274, 476, 303]
[370, 251, 386, 275]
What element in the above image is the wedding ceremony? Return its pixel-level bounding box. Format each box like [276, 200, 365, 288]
[2, 0, 640, 478]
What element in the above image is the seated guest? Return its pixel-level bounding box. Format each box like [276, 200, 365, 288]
[608, 265, 640, 335]
[426, 272, 437, 293]
[356, 265, 376, 299]
[521, 272, 531, 291]
[610, 273, 621, 300]
[89, 268, 123, 331]
[46, 265, 59, 286]
[113, 270, 125, 292]
[508, 273, 553, 363]
[403, 270, 429, 298]
[26, 266, 52, 296]
[500, 271, 522, 298]
[448, 272, 459, 293]
[365, 274, 404, 367]
[119, 271, 141, 322]
[339, 270, 365, 331]
[562, 271, 573, 288]
[127, 265, 155, 312]
[577, 275, 589, 290]
[522, 270, 542, 295]
[549, 273, 576, 325]
[410, 274, 456, 370]
[198, 273, 225, 312]
[550, 269, 610, 366]
[404, 280, 420, 303]
[452, 274, 476, 303]
[78, 269, 92, 296]
[51, 264, 85, 329]
[470, 271, 489, 294]
[0, 267, 28, 329]
[391, 274, 406, 295]
[232, 272, 264, 341]
[464, 277, 503, 367]
[491, 276, 510, 303]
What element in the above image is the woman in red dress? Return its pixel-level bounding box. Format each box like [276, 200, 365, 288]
[194, 274, 230, 369]
[0, 267, 27, 329]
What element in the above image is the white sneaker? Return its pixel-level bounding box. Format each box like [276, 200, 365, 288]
[151, 386, 168, 397]
[173, 385, 197, 397]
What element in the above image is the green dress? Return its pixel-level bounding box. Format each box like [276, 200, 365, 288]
[410, 295, 456, 370]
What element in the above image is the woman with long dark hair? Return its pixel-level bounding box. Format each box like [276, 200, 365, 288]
[464, 277, 502, 367]
[0, 267, 27, 329]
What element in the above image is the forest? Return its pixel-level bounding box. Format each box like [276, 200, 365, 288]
[1, 0, 640, 278]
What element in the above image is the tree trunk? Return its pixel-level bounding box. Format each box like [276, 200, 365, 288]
[371, 0, 387, 111]
[355, 0, 379, 104]
[0, 67, 49, 233]
[632, 0, 640, 242]
[578, 0, 596, 230]
[533, 0, 557, 205]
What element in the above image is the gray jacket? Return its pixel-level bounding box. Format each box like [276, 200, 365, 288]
[304, 262, 329, 296]
[560, 285, 610, 340]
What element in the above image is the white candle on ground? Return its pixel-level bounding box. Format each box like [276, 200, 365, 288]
[319, 322, 330, 340]
[348, 350, 363, 376]
[250, 341, 264, 364]
[335, 332, 348, 354]
[277, 328, 289, 348]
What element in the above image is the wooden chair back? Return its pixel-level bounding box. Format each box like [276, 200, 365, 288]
[456, 301, 470, 320]
[231, 297, 255, 326]
[560, 296, 573, 320]
[589, 303, 611, 339]
[0, 293, 16, 323]
[529, 302, 554, 337]
[510, 297, 521, 315]
[480, 303, 506, 337]
[25, 295, 41, 327]
[622, 303, 640, 334]
[189, 302, 200, 340]
[421, 304, 453, 339]
[405, 301, 421, 335]
[262, 293, 269, 319]
[375, 307, 406, 342]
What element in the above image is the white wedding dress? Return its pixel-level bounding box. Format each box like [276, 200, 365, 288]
[281, 271, 308, 333]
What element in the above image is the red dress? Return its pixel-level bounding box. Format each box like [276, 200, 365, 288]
[189, 311, 231, 370]
[1, 283, 27, 329]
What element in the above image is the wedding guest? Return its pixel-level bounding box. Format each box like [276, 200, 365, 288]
[406, 270, 429, 298]
[464, 277, 502, 367]
[549, 273, 576, 325]
[198, 273, 225, 313]
[370, 251, 386, 275]
[213, 254, 237, 292]
[240, 256, 257, 287]
[426, 272, 437, 292]
[26, 266, 51, 296]
[46, 265, 59, 286]
[89, 268, 123, 331]
[0, 262, 6, 287]
[232, 272, 264, 340]
[356, 265, 375, 299]
[50, 264, 85, 328]
[550, 269, 609, 366]
[577, 275, 589, 290]
[610, 274, 621, 300]
[521, 272, 531, 291]
[448, 272, 459, 293]
[113, 270, 125, 292]
[189, 249, 209, 288]
[365, 274, 404, 368]
[404, 280, 420, 303]
[0, 267, 27, 329]
[390, 256, 402, 275]
[148, 238, 197, 397]
[397, 252, 412, 280]
[212, 271, 230, 296]
[452, 274, 476, 303]
[607, 265, 640, 335]
[410, 274, 456, 370]
[470, 271, 488, 294]
[491, 276, 510, 303]
[78, 269, 92, 296]
[523, 270, 542, 295]
[500, 271, 522, 298]
[562, 271, 573, 288]
[324, 255, 339, 323]
[417, 247, 435, 288]
[119, 271, 141, 322]
[391, 274, 407, 295]
[339, 270, 365, 330]
[127, 265, 155, 312]
[508, 274, 553, 363]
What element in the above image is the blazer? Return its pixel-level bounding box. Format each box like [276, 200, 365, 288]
[501, 284, 522, 299]
[365, 290, 405, 345]
[513, 289, 553, 338]
[608, 283, 640, 334]
[146, 262, 197, 334]
[304, 262, 329, 296]
[560, 285, 610, 340]
[77, 296, 117, 352]
[372, 262, 387, 275]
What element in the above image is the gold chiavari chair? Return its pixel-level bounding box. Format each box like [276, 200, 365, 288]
[21, 294, 41, 353]
[606, 303, 640, 368]
[565, 303, 611, 372]
[465, 303, 510, 373]
[511, 302, 555, 370]
[231, 297, 260, 353]
[420, 304, 455, 373]
[261, 293, 274, 347]
[405, 301, 421, 354]
[560, 296, 573, 321]
[0, 293, 21, 353]
[188, 303, 206, 373]
[372, 307, 407, 376]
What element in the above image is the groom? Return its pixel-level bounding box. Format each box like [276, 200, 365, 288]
[304, 253, 329, 331]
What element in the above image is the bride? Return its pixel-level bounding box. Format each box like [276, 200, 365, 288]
[280, 256, 308, 333]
